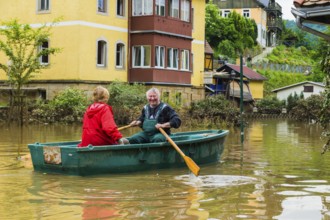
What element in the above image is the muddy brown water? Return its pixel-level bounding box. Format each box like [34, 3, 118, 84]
[1, 119, 329, 219]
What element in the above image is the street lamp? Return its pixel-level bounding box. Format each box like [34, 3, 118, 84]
[239, 56, 244, 143]
[230, 70, 236, 102]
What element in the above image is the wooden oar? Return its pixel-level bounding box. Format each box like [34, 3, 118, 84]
[159, 128, 200, 176]
[118, 125, 132, 131]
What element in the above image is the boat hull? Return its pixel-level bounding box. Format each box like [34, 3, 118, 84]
[28, 130, 229, 176]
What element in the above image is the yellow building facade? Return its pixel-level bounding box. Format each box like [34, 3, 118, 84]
[0, 0, 206, 103]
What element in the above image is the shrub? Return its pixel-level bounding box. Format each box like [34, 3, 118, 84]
[107, 81, 146, 124]
[186, 94, 240, 127]
[31, 88, 88, 123]
[286, 92, 303, 112]
[255, 96, 285, 114]
[290, 94, 324, 121]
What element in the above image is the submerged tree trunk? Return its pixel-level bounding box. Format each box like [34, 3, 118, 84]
[8, 89, 26, 125]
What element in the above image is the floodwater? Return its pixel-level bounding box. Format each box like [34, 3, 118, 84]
[1, 119, 330, 220]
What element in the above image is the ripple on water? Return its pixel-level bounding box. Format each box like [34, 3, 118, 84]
[174, 174, 258, 188]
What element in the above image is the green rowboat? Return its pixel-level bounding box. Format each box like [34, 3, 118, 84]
[28, 129, 229, 176]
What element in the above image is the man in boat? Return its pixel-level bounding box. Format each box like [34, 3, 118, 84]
[78, 86, 129, 147]
[129, 87, 181, 144]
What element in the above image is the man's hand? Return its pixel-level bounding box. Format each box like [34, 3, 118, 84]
[130, 120, 141, 126]
[155, 122, 170, 129]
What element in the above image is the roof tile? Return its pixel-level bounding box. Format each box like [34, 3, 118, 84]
[294, 0, 330, 8]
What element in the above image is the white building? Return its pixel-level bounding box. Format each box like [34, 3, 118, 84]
[272, 81, 325, 100]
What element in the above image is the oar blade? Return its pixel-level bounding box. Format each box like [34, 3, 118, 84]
[183, 156, 200, 176]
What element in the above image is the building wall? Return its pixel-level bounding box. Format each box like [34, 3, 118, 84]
[275, 84, 325, 101]
[0, 0, 205, 104]
[0, 0, 128, 88]
[191, 0, 206, 99]
[249, 81, 264, 100]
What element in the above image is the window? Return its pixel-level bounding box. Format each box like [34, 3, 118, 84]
[167, 48, 178, 69]
[180, 0, 190, 22]
[133, 45, 151, 67]
[39, 41, 49, 65]
[37, 0, 50, 11]
[97, 40, 107, 67]
[243, 9, 250, 18]
[155, 46, 165, 68]
[116, 43, 125, 68]
[222, 10, 230, 17]
[175, 92, 182, 105]
[180, 49, 189, 70]
[304, 86, 314, 93]
[162, 92, 169, 103]
[98, 0, 107, 13]
[169, 0, 179, 18]
[156, 0, 165, 16]
[133, 0, 153, 16]
[117, 0, 124, 16]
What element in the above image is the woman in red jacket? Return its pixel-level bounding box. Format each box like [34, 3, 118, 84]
[78, 86, 128, 147]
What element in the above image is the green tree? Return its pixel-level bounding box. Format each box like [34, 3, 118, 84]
[205, 0, 225, 49]
[319, 42, 330, 154]
[0, 19, 61, 122]
[205, 1, 258, 59]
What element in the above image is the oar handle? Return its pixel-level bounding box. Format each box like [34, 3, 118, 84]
[118, 125, 132, 131]
[159, 128, 185, 157]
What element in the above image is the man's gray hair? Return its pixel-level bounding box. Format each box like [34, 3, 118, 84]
[146, 87, 161, 98]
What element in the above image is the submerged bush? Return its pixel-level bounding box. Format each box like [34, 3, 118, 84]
[186, 94, 240, 127]
[255, 96, 285, 114]
[290, 94, 324, 121]
[31, 88, 88, 123]
[107, 81, 146, 124]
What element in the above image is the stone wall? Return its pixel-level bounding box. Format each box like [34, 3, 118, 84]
[0, 81, 206, 106]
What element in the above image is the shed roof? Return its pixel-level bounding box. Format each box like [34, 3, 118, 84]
[272, 81, 325, 92]
[217, 64, 268, 81]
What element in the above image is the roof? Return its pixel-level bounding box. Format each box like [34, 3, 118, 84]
[216, 64, 268, 81]
[272, 81, 325, 92]
[256, 0, 269, 7]
[292, 0, 330, 40]
[294, 0, 330, 8]
[205, 40, 214, 54]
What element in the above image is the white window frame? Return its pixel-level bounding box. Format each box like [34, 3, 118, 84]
[180, 0, 190, 22]
[37, 0, 50, 12]
[222, 10, 231, 18]
[39, 40, 49, 65]
[132, 45, 151, 67]
[97, 0, 108, 14]
[167, 48, 178, 69]
[169, 0, 179, 18]
[115, 42, 125, 69]
[243, 9, 250, 18]
[180, 49, 189, 71]
[132, 0, 153, 16]
[117, 0, 125, 16]
[97, 40, 107, 67]
[155, 0, 165, 16]
[155, 46, 165, 68]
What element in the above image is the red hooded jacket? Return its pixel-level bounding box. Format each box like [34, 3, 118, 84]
[78, 103, 123, 147]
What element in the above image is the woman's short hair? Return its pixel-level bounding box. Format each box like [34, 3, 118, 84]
[93, 86, 109, 103]
[146, 87, 160, 98]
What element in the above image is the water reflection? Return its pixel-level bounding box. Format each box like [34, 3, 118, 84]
[1, 119, 330, 219]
